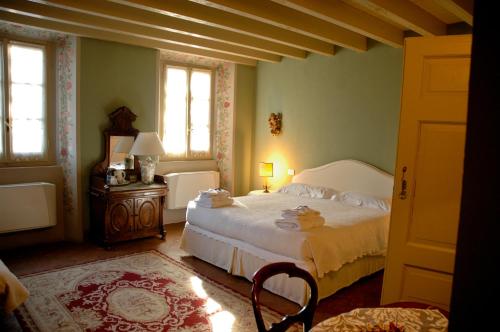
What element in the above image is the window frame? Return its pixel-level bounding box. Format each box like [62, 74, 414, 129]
[0, 35, 56, 167]
[159, 61, 215, 161]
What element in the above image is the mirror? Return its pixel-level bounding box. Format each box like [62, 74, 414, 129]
[91, 106, 139, 177]
[109, 135, 134, 170]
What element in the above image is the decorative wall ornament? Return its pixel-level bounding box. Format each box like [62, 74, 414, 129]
[268, 112, 282, 136]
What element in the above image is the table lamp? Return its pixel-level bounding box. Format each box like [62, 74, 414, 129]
[113, 136, 135, 169]
[129, 132, 166, 184]
[259, 162, 273, 193]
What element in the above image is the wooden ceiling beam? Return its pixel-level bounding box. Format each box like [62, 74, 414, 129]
[348, 0, 447, 36]
[435, 0, 473, 25]
[0, 10, 258, 66]
[0, 0, 281, 62]
[111, 0, 334, 56]
[272, 0, 404, 48]
[167, 0, 367, 52]
[29, 0, 307, 59]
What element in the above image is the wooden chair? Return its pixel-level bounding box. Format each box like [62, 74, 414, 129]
[251, 262, 318, 332]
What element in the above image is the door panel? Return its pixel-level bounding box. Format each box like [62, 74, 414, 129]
[381, 35, 471, 309]
[411, 123, 466, 247]
[401, 266, 453, 310]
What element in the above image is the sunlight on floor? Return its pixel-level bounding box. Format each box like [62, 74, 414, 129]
[190, 276, 236, 331]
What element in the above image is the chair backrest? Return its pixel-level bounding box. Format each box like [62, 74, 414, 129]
[251, 262, 318, 332]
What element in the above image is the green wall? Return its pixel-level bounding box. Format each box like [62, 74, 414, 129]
[234, 64, 256, 196]
[252, 42, 403, 190]
[80, 38, 157, 233]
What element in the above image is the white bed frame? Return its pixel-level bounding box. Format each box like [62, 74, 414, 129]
[180, 160, 394, 305]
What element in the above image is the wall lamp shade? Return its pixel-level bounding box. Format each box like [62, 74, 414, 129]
[259, 162, 273, 177]
[259, 162, 273, 193]
[129, 132, 165, 184]
[129, 132, 166, 156]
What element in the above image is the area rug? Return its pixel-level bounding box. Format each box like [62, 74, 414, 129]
[14, 250, 286, 331]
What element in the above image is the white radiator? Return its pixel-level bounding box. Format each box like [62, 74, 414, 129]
[0, 182, 57, 233]
[165, 171, 220, 209]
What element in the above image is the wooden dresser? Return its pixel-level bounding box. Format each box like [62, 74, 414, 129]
[90, 177, 168, 247]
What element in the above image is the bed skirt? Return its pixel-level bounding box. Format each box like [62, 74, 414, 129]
[180, 222, 385, 305]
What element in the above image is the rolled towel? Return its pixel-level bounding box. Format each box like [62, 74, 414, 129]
[281, 205, 320, 218]
[195, 197, 234, 208]
[275, 215, 325, 231]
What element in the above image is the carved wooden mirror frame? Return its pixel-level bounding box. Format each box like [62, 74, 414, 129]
[91, 106, 140, 177]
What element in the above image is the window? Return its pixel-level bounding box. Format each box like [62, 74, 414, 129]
[0, 38, 53, 164]
[160, 64, 213, 160]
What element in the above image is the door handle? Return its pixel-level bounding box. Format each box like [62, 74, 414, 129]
[399, 166, 408, 200]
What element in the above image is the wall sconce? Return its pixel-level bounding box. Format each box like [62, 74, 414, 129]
[268, 112, 282, 136]
[259, 162, 274, 193]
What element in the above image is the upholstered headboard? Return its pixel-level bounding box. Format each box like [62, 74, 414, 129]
[292, 159, 394, 198]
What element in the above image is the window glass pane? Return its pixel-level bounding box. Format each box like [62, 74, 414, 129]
[190, 70, 211, 153]
[163, 67, 187, 156]
[11, 119, 44, 154]
[8, 43, 46, 159]
[11, 84, 44, 119]
[191, 70, 211, 99]
[9, 44, 44, 84]
[190, 100, 210, 152]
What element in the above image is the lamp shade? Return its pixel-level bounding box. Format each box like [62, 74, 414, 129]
[259, 162, 273, 177]
[129, 132, 166, 156]
[113, 136, 134, 153]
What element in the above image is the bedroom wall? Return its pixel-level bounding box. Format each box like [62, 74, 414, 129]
[80, 38, 157, 234]
[252, 41, 403, 190]
[234, 64, 256, 196]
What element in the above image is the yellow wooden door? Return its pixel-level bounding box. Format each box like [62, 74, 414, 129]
[381, 35, 471, 310]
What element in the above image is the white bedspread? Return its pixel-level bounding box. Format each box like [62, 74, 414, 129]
[186, 193, 390, 278]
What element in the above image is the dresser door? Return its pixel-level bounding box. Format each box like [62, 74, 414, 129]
[134, 197, 160, 234]
[106, 198, 134, 239]
[381, 35, 471, 310]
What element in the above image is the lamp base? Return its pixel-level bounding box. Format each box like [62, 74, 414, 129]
[139, 157, 155, 184]
[262, 185, 270, 193]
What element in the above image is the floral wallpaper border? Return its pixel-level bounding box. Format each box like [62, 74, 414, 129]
[56, 35, 80, 241]
[214, 62, 235, 193]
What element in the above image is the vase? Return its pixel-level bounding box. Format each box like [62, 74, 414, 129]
[139, 158, 155, 184]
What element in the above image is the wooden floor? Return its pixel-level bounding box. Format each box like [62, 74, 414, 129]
[1, 222, 384, 326]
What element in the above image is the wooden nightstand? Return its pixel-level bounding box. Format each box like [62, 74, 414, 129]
[90, 177, 168, 248]
[248, 189, 277, 195]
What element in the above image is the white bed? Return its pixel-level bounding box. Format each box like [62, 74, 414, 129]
[180, 160, 394, 305]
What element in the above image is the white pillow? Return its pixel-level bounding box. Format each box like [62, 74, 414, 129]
[278, 183, 337, 199]
[332, 191, 391, 211]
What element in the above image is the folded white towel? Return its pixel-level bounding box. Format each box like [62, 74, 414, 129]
[275, 215, 325, 231]
[196, 196, 230, 203]
[195, 197, 234, 208]
[198, 188, 230, 199]
[281, 205, 320, 218]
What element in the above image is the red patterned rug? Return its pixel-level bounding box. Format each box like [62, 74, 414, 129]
[15, 251, 285, 331]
